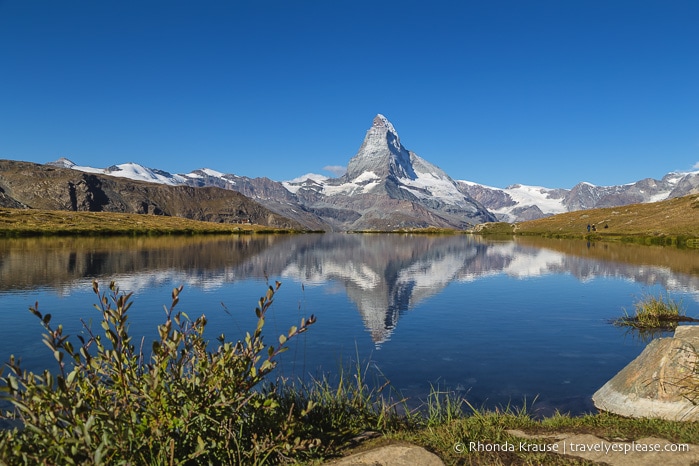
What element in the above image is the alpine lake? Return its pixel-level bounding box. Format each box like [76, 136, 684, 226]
[1, 233, 698, 417]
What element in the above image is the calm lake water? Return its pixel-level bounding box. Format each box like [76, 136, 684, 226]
[1, 234, 698, 416]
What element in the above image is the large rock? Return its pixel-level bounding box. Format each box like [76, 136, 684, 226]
[325, 442, 444, 466]
[593, 326, 699, 421]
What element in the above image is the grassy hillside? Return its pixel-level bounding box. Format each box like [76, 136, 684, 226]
[0, 208, 303, 237]
[474, 194, 699, 247]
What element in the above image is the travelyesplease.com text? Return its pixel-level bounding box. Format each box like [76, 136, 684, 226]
[454, 440, 690, 455]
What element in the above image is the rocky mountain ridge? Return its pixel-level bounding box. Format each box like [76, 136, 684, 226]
[7, 114, 699, 228]
[0, 160, 306, 229]
[41, 115, 500, 230]
[458, 171, 698, 222]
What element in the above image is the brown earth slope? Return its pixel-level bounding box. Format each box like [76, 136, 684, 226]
[0, 160, 305, 229]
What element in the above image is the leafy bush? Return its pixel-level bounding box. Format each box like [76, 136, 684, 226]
[0, 280, 318, 465]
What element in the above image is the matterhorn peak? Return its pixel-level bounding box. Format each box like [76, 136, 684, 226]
[341, 114, 414, 181]
[371, 114, 401, 148]
[373, 113, 398, 135]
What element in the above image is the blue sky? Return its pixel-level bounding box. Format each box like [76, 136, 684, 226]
[1, 1, 698, 189]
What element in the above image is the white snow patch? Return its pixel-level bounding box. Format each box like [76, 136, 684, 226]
[199, 168, 227, 178]
[320, 171, 381, 196]
[353, 171, 380, 183]
[72, 163, 186, 185]
[285, 173, 329, 184]
[283, 174, 329, 194]
[400, 171, 465, 205]
[459, 179, 568, 221]
[504, 185, 567, 214]
[649, 190, 674, 203]
[72, 165, 104, 174]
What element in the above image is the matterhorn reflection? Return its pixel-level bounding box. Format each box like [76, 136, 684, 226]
[273, 234, 564, 345]
[277, 234, 482, 345]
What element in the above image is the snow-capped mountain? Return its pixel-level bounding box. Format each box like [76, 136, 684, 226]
[42, 114, 699, 228]
[457, 171, 699, 222]
[47, 157, 188, 185]
[1, 159, 304, 228]
[282, 114, 496, 230]
[456, 181, 569, 222]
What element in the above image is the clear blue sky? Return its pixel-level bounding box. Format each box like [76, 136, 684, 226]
[1, 1, 698, 189]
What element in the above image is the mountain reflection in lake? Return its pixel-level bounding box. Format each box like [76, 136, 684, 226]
[1, 234, 698, 416]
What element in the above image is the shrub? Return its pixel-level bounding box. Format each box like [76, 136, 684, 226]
[0, 280, 318, 465]
[614, 291, 686, 330]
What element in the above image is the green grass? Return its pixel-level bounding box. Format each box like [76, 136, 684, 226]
[0, 207, 307, 237]
[614, 292, 688, 330]
[330, 392, 699, 466]
[473, 194, 699, 247]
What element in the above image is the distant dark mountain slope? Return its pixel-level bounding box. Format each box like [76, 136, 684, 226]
[181, 169, 329, 231]
[0, 160, 305, 229]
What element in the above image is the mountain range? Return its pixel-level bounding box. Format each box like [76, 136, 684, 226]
[0, 159, 306, 229]
[3, 114, 699, 230]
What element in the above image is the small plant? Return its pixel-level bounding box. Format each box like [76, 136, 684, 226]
[0, 280, 317, 465]
[614, 291, 691, 330]
[424, 385, 465, 427]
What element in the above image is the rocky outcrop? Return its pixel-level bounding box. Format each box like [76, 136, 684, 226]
[0, 160, 306, 229]
[326, 442, 444, 466]
[0, 185, 27, 208]
[592, 326, 699, 421]
[509, 204, 546, 221]
[456, 182, 517, 211]
[670, 173, 699, 197]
